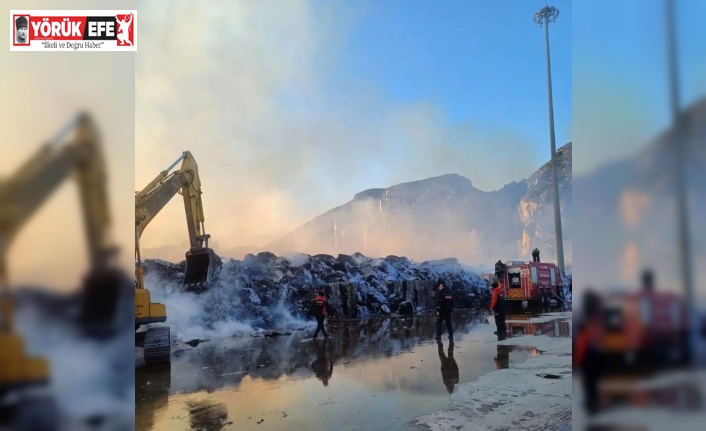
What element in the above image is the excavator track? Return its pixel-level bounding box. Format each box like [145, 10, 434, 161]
[143, 326, 171, 365]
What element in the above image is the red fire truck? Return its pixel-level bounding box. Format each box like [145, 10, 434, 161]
[596, 289, 690, 372]
[497, 260, 564, 314]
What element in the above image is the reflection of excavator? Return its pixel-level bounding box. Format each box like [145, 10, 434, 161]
[1, 113, 126, 428]
[135, 151, 222, 364]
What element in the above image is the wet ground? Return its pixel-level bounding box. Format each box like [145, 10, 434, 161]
[136, 312, 559, 431]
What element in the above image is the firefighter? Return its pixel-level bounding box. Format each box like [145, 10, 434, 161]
[575, 289, 602, 415]
[309, 290, 329, 340]
[434, 279, 454, 340]
[490, 279, 506, 341]
[494, 260, 505, 280]
[641, 269, 654, 292]
[542, 288, 551, 313]
[532, 248, 540, 262]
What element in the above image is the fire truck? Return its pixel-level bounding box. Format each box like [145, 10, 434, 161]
[594, 288, 690, 372]
[496, 260, 564, 314]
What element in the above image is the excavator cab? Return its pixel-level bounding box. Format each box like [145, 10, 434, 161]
[183, 248, 222, 292]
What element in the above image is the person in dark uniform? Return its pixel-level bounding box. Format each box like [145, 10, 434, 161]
[437, 340, 459, 394]
[494, 260, 505, 280]
[532, 248, 540, 262]
[311, 339, 333, 386]
[434, 279, 454, 340]
[541, 288, 551, 313]
[309, 290, 329, 340]
[490, 279, 506, 341]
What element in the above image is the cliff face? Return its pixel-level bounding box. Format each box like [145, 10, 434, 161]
[268, 143, 572, 266]
[518, 142, 572, 262]
[574, 98, 706, 287]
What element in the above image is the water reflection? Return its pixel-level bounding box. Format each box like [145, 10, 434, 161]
[135, 363, 170, 431]
[494, 345, 510, 369]
[494, 345, 544, 370]
[137, 313, 484, 395]
[437, 340, 459, 393]
[135, 312, 544, 431]
[506, 316, 571, 338]
[311, 339, 334, 387]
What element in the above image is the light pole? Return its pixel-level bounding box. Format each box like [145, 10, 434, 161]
[665, 0, 697, 366]
[534, 5, 565, 274]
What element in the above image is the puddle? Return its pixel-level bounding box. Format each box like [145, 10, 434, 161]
[505, 315, 571, 338]
[136, 313, 542, 431]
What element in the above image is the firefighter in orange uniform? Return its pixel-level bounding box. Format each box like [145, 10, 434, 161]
[490, 279, 506, 341]
[309, 290, 329, 340]
[575, 290, 602, 415]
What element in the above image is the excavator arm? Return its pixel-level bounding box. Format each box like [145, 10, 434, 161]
[135, 151, 221, 292]
[135, 152, 210, 252]
[134, 151, 221, 364]
[0, 113, 116, 324]
[1, 113, 126, 405]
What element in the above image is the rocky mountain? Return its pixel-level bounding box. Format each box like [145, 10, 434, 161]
[574, 98, 706, 289]
[268, 142, 572, 266]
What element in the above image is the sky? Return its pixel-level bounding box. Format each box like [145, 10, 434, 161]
[573, 0, 706, 176]
[572, 0, 706, 297]
[135, 0, 572, 255]
[2, 0, 135, 291]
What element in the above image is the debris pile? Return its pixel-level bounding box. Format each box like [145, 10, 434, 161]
[142, 252, 491, 333]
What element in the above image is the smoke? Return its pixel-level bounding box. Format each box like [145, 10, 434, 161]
[264, 165, 571, 266]
[13, 290, 134, 427]
[572, 1, 706, 427]
[143, 262, 312, 341]
[140, 251, 491, 346]
[135, 0, 550, 257]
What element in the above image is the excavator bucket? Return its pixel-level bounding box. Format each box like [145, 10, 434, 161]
[80, 267, 133, 338]
[182, 248, 223, 293]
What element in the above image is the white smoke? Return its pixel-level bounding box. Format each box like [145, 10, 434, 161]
[13, 290, 134, 427]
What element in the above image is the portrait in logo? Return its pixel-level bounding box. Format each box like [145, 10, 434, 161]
[15, 15, 29, 44]
[115, 13, 133, 46]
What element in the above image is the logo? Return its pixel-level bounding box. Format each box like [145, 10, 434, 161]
[10, 10, 137, 51]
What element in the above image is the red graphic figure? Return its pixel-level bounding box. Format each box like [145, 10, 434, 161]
[116, 14, 133, 46]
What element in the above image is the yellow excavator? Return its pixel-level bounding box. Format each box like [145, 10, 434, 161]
[135, 151, 222, 364]
[1, 113, 126, 428]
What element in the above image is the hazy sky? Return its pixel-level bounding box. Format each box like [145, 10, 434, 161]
[2, 0, 135, 291]
[573, 0, 706, 176]
[136, 0, 572, 253]
[572, 0, 706, 296]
